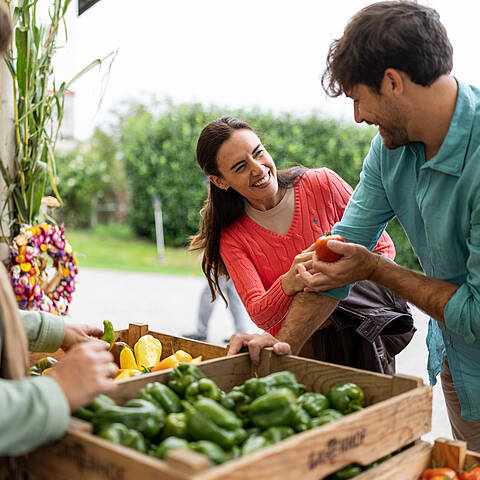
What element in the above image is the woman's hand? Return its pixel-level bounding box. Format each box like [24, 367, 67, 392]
[281, 244, 315, 296]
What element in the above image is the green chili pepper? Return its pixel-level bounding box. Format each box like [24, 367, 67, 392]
[92, 398, 165, 439]
[153, 437, 189, 460]
[298, 392, 330, 417]
[188, 440, 228, 465]
[221, 390, 252, 411]
[101, 320, 115, 351]
[162, 412, 188, 439]
[72, 407, 95, 421]
[310, 408, 344, 427]
[168, 363, 206, 397]
[137, 382, 182, 413]
[185, 378, 222, 403]
[326, 383, 365, 414]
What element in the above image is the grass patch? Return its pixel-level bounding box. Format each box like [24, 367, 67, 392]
[67, 224, 202, 276]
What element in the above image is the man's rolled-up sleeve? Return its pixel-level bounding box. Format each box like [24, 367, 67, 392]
[444, 204, 480, 342]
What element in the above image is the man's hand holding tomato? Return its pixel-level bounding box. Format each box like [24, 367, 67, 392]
[297, 236, 383, 292]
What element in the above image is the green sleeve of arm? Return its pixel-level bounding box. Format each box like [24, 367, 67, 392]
[19, 310, 65, 352]
[0, 376, 70, 455]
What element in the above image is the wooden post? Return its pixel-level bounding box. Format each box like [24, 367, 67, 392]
[0, 42, 14, 261]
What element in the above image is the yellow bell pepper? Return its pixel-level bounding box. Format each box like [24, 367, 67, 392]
[120, 345, 138, 370]
[191, 356, 202, 365]
[152, 354, 179, 372]
[114, 368, 141, 381]
[174, 350, 193, 362]
[134, 335, 162, 370]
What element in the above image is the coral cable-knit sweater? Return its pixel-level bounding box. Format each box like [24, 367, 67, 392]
[219, 168, 395, 337]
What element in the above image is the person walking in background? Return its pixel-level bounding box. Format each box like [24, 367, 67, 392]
[183, 276, 248, 343]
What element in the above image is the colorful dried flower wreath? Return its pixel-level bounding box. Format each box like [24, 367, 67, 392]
[8, 223, 78, 315]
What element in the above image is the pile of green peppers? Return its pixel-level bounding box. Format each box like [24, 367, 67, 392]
[74, 364, 366, 467]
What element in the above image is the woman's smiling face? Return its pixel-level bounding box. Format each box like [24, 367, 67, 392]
[209, 129, 280, 211]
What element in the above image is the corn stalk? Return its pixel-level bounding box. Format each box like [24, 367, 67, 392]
[0, 0, 108, 237]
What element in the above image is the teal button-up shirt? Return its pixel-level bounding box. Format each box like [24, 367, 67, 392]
[331, 78, 480, 421]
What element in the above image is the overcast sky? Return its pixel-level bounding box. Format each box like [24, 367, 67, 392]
[53, 0, 480, 140]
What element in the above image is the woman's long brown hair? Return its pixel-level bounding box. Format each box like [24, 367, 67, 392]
[189, 116, 305, 304]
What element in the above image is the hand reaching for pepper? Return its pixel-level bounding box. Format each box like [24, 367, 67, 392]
[61, 322, 104, 350]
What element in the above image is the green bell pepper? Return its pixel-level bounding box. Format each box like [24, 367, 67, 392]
[101, 320, 115, 351]
[293, 406, 312, 432]
[244, 371, 305, 399]
[298, 392, 330, 417]
[168, 363, 206, 397]
[153, 437, 189, 460]
[185, 378, 222, 403]
[137, 382, 182, 413]
[162, 412, 188, 439]
[248, 388, 301, 429]
[188, 440, 228, 465]
[185, 398, 246, 450]
[241, 434, 271, 456]
[261, 426, 295, 444]
[326, 383, 365, 414]
[92, 398, 165, 439]
[310, 408, 344, 427]
[97, 423, 149, 453]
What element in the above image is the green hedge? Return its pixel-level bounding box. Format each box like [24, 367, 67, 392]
[114, 101, 419, 270]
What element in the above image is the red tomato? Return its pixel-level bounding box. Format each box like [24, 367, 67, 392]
[422, 468, 458, 479]
[459, 467, 480, 480]
[315, 233, 345, 262]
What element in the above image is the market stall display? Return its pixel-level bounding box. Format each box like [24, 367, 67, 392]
[8, 348, 432, 479]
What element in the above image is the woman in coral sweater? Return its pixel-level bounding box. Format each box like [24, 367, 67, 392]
[190, 116, 413, 373]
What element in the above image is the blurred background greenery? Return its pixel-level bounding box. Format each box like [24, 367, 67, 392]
[53, 100, 421, 273]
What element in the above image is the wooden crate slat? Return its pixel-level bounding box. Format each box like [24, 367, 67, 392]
[351, 441, 432, 480]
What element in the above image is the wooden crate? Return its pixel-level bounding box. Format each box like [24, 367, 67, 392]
[352, 437, 480, 480]
[28, 322, 227, 366]
[8, 348, 432, 480]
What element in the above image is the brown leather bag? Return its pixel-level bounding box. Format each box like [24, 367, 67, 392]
[309, 279, 415, 375]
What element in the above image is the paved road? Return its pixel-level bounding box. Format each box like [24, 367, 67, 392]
[68, 267, 450, 443]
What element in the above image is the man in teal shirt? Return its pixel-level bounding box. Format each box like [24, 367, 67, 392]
[228, 1, 480, 450]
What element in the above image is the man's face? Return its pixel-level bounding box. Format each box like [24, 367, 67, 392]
[348, 84, 409, 150]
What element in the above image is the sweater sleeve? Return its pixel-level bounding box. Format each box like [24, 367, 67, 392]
[20, 309, 65, 352]
[220, 230, 294, 331]
[0, 376, 70, 455]
[323, 168, 396, 260]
